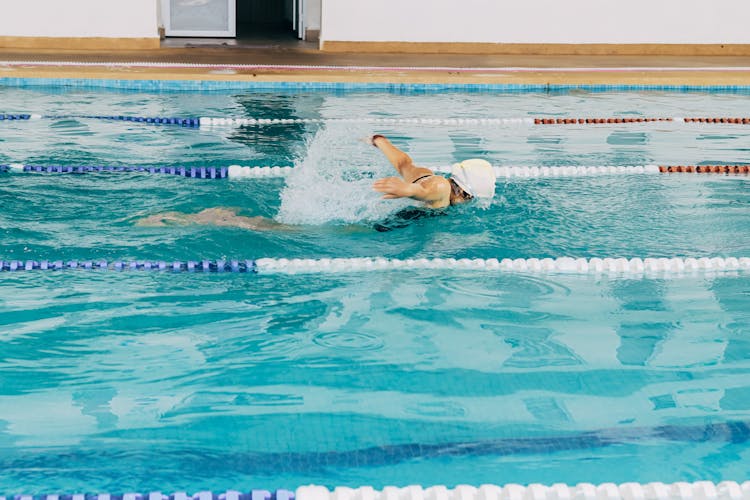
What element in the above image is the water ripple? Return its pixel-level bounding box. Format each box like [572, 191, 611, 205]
[312, 332, 385, 352]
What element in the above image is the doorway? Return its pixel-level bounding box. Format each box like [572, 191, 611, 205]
[236, 0, 297, 41]
[162, 0, 314, 45]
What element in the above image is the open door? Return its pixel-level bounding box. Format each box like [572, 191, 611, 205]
[164, 0, 236, 37]
[296, 0, 306, 40]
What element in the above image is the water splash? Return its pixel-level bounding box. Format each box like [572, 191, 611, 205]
[276, 125, 413, 225]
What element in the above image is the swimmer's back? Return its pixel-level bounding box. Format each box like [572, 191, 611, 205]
[373, 206, 447, 232]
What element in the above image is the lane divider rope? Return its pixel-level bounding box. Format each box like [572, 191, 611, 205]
[2, 257, 749, 275]
[297, 482, 750, 500]
[533, 116, 750, 125]
[0, 260, 258, 273]
[0, 113, 34, 120]
[3, 164, 750, 179]
[2, 490, 294, 500]
[3, 114, 750, 128]
[3, 482, 749, 500]
[658, 165, 750, 173]
[3, 59, 750, 73]
[1, 164, 234, 178]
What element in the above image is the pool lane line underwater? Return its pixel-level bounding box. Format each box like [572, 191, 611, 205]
[3, 482, 750, 500]
[3, 164, 750, 179]
[1, 257, 749, 275]
[5, 416, 750, 484]
[3, 114, 750, 127]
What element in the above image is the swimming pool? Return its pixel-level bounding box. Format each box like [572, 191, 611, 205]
[0, 84, 749, 495]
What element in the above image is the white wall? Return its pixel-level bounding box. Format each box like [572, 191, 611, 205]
[320, 0, 750, 44]
[0, 0, 159, 38]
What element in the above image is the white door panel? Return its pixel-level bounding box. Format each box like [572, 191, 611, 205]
[164, 0, 236, 37]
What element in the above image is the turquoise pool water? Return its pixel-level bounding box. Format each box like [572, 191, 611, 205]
[0, 86, 749, 494]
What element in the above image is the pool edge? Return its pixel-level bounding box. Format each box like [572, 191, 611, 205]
[2, 75, 750, 92]
[2, 58, 750, 89]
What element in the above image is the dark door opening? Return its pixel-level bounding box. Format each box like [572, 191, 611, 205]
[236, 0, 297, 41]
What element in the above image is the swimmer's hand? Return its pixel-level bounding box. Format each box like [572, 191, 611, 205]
[373, 176, 417, 199]
[360, 134, 387, 147]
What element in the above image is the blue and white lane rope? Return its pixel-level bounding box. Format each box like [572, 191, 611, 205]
[4, 482, 747, 500]
[1, 257, 749, 275]
[3, 114, 750, 128]
[0, 163, 665, 179]
[299, 482, 750, 500]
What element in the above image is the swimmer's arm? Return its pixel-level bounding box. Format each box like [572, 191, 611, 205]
[368, 134, 435, 183]
[371, 135, 414, 173]
[373, 176, 449, 204]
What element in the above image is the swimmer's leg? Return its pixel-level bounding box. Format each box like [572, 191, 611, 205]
[137, 208, 296, 232]
[134, 211, 192, 226]
[192, 208, 294, 231]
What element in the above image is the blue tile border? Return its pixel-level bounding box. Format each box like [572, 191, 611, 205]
[2, 77, 750, 94]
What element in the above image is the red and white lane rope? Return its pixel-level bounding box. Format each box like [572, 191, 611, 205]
[198, 116, 750, 127]
[2, 60, 750, 73]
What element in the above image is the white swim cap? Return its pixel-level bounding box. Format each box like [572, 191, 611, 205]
[450, 159, 496, 199]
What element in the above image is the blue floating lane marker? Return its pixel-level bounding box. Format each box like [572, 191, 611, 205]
[0, 163, 239, 179]
[0, 113, 37, 121]
[0, 493, 290, 500]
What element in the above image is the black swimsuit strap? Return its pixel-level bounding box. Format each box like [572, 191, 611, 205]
[411, 174, 433, 184]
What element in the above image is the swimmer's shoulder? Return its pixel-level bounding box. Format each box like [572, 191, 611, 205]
[416, 174, 451, 208]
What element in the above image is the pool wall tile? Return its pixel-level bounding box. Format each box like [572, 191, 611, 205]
[2, 77, 750, 94]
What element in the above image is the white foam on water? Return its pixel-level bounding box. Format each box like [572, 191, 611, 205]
[276, 125, 414, 225]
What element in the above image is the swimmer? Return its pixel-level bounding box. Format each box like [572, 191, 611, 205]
[369, 134, 496, 208]
[137, 135, 496, 232]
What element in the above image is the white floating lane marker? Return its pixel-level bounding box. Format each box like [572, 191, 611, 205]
[227, 165, 295, 178]
[225, 165, 662, 179]
[198, 117, 538, 127]
[254, 256, 750, 275]
[297, 481, 750, 500]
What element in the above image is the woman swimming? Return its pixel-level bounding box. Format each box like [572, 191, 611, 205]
[369, 134, 496, 207]
[136, 134, 496, 231]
